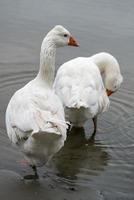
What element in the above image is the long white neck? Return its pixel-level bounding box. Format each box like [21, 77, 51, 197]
[91, 52, 120, 77]
[36, 37, 56, 87]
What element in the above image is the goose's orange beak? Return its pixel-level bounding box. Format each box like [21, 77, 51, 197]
[106, 89, 114, 96]
[68, 36, 79, 47]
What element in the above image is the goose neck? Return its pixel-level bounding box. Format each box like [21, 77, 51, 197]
[91, 52, 120, 78]
[37, 38, 56, 87]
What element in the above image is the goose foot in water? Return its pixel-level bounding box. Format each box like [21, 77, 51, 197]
[89, 116, 97, 141]
[23, 165, 39, 180]
[67, 123, 73, 132]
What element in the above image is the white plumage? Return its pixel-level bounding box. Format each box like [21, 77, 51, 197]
[6, 81, 67, 165]
[5, 25, 78, 178]
[54, 52, 123, 134]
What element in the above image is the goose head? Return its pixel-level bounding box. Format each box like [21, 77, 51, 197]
[46, 25, 79, 47]
[90, 52, 123, 97]
[105, 73, 123, 96]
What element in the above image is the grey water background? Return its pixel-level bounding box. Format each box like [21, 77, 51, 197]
[0, 0, 134, 199]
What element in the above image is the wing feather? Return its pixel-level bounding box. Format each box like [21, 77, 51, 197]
[6, 86, 67, 144]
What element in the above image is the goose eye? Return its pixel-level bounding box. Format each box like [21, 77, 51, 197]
[64, 34, 68, 37]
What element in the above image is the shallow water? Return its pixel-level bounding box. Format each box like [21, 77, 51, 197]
[0, 0, 134, 199]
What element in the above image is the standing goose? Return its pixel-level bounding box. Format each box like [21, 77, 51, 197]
[6, 25, 79, 179]
[54, 52, 123, 137]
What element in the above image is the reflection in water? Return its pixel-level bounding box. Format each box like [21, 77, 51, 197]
[0, 0, 134, 198]
[0, 169, 102, 200]
[51, 127, 109, 183]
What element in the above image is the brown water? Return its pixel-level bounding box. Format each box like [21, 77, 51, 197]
[0, 0, 134, 199]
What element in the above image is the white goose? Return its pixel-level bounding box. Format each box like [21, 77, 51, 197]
[5, 25, 79, 179]
[54, 52, 123, 137]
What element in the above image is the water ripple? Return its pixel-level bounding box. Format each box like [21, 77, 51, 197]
[0, 57, 134, 197]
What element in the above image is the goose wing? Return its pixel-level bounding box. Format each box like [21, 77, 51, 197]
[6, 86, 67, 144]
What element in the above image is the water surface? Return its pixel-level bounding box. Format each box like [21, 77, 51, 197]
[0, 0, 134, 199]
